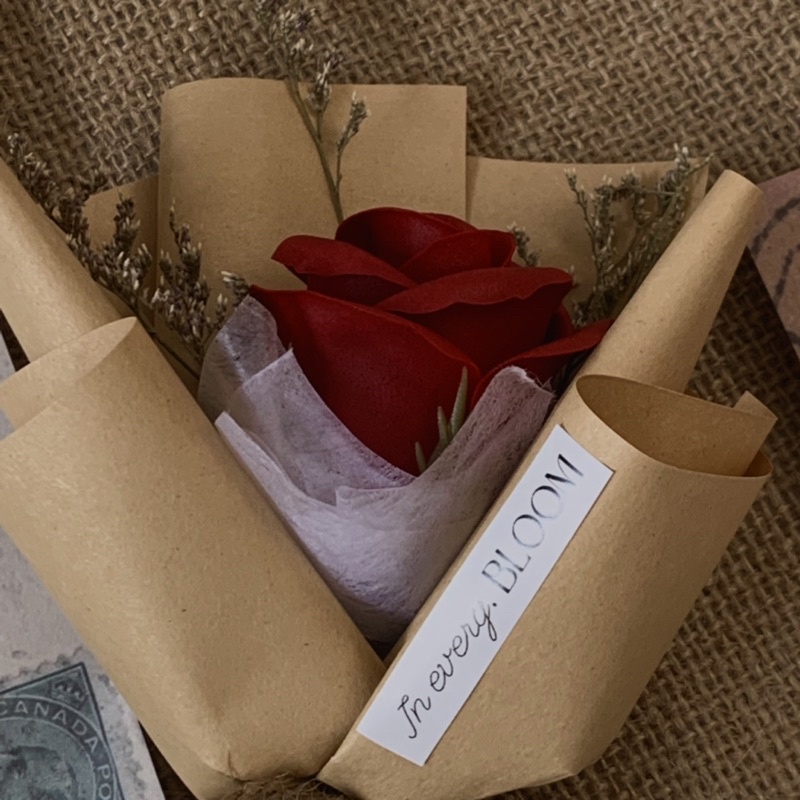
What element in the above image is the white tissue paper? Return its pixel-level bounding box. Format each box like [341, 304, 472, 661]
[199, 298, 555, 642]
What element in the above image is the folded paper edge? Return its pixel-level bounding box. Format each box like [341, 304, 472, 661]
[319, 370, 774, 800]
[0, 317, 137, 428]
[0, 159, 120, 360]
[574, 374, 775, 478]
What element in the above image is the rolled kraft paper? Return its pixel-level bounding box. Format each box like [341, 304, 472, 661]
[0, 318, 384, 800]
[158, 78, 467, 294]
[320, 375, 774, 800]
[0, 159, 119, 360]
[580, 169, 763, 392]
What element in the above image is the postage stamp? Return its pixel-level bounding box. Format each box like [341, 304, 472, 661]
[0, 662, 123, 800]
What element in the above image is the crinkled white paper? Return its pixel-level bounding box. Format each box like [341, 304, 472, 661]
[200, 298, 555, 642]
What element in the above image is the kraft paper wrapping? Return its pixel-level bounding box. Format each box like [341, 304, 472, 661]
[318, 171, 771, 798]
[94, 78, 702, 305]
[0, 160, 119, 360]
[0, 318, 384, 799]
[0, 76, 718, 799]
[0, 338, 166, 800]
[158, 79, 468, 293]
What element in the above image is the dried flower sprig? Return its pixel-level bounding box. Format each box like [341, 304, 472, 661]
[415, 367, 469, 473]
[5, 132, 61, 213]
[152, 207, 233, 367]
[3, 134, 247, 378]
[85, 197, 153, 311]
[509, 223, 540, 267]
[221, 271, 251, 306]
[570, 146, 711, 326]
[6, 133, 149, 311]
[257, 0, 368, 223]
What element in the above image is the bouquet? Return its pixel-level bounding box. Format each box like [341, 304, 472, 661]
[0, 7, 775, 799]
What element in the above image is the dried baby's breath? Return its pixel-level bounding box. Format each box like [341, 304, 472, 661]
[5, 133, 149, 310]
[151, 207, 233, 366]
[221, 270, 251, 305]
[5, 132, 61, 213]
[4, 134, 247, 377]
[257, 0, 368, 222]
[509, 223, 540, 267]
[570, 146, 710, 326]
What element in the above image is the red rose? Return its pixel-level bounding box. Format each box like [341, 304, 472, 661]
[251, 208, 610, 473]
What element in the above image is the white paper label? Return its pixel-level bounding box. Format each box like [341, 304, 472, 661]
[357, 424, 613, 765]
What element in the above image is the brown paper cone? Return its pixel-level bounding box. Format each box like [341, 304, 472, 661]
[0, 160, 119, 359]
[0, 317, 384, 800]
[319, 376, 774, 800]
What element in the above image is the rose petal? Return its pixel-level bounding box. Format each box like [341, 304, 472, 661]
[249, 286, 481, 474]
[472, 318, 613, 399]
[377, 267, 573, 373]
[336, 207, 467, 268]
[273, 235, 416, 305]
[423, 213, 476, 232]
[546, 303, 575, 339]
[401, 230, 517, 283]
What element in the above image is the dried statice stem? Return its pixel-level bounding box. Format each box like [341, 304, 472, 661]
[5, 132, 61, 214]
[3, 134, 248, 379]
[151, 207, 234, 370]
[256, 0, 368, 223]
[5, 134, 150, 311]
[89, 197, 152, 311]
[509, 223, 540, 267]
[221, 271, 251, 306]
[570, 146, 711, 326]
[335, 93, 368, 197]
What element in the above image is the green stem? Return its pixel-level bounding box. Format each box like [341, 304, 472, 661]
[284, 77, 344, 223]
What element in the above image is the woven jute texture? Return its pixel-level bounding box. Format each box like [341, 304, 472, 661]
[2, 1, 799, 798]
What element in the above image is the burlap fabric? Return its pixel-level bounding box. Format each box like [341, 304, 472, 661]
[2, 1, 799, 798]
